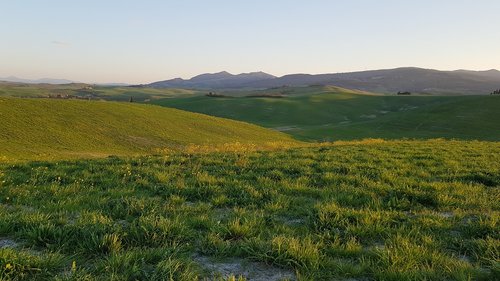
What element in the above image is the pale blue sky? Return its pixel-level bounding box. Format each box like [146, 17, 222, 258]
[1, 0, 499, 83]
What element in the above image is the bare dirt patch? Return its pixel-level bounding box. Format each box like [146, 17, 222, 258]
[457, 255, 472, 263]
[398, 105, 419, 111]
[273, 126, 299, 132]
[278, 217, 305, 227]
[194, 255, 296, 281]
[436, 211, 454, 218]
[0, 238, 18, 249]
[364, 242, 385, 251]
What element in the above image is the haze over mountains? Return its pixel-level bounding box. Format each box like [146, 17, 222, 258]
[3, 67, 500, 95]
[0, 76, 75, 85]
[148, 67, 500, 95]
[0, 76, 129, 86]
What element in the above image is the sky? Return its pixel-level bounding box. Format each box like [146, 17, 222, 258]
[1, 0, 499, 84]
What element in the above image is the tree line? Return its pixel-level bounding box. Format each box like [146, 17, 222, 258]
[491, 89, 500, 95]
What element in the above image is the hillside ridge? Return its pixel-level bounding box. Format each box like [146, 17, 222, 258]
[147, 67, 500, 95]
[0, 97, 296, 160]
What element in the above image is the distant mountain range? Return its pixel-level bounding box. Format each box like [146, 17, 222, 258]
[148, 71, 276, 89]
[4, 67, 500, 94]
[0, 76, 75, 84]
[146, 67, 500, 95]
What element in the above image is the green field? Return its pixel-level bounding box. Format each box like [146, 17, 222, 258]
[0, 87, 499, 280]
[3, 83, 499, 142]
[152, 86, 500, 141]
[0, 97, 296, 161]
[0, 140, 498, 280]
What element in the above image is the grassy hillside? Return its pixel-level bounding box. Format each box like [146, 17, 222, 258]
[0, 97, 296, 161]
[153, 86, 500, 141]
[0, 82, 198, 102]
[0, 140, 498, 280]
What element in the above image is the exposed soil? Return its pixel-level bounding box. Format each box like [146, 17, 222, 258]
[0, 238, 18, 249]
[194, 255, 296, 281]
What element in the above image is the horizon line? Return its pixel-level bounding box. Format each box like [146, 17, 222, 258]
[2, 66, 499, 85]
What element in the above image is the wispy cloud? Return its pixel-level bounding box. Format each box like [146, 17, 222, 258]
[51, 40, 71, 47]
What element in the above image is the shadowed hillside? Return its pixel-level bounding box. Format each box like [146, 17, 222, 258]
[147, 67, 500, 95]
[153, 86, 500, 141]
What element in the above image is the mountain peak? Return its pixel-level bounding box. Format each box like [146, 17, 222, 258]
[149, 71, 275, 89]
[235, 71, 276, 80]
[190, 71, 234, 82]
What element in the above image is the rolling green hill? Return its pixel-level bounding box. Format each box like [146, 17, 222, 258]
[0, 97, 296, 160]
[153, 86, 500, 141]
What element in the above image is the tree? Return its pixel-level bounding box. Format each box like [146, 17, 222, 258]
[129, 96, 134, 102]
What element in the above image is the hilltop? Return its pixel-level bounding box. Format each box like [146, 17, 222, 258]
[0, 97, 296, 160]
[147, 67, 500, 95]
[148, 71, 276, 89]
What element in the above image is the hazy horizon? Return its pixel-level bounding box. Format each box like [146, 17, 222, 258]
[3, 66, 500, 85]
[2, 0, 500, 84]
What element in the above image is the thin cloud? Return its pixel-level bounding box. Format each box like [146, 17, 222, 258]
[51, 40, 71, 47]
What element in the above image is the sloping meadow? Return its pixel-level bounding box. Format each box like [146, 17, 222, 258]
[0, 97, 297, 161]
[0, 140, 498, 280]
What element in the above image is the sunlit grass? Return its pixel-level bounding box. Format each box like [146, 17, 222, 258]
[0, 140, 498, 280]
[0, 97, 297, 161]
